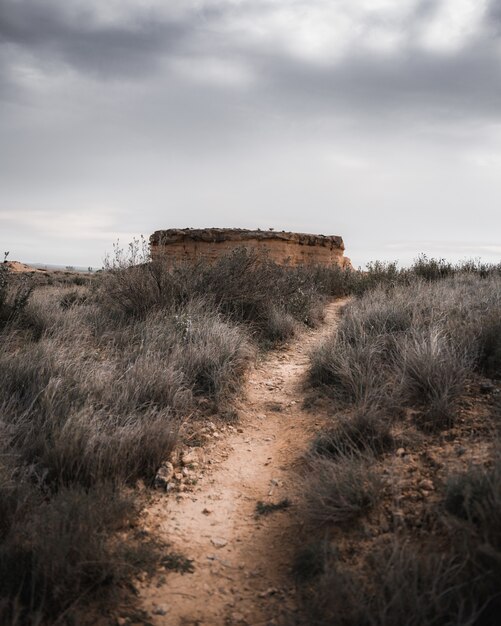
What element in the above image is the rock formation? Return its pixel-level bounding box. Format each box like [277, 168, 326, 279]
[150, 228, 351, 268]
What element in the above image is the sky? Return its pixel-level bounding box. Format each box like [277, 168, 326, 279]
[1, 0, 501, 268]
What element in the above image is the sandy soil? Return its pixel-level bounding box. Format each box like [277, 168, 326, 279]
[3, 261, 45, 273]
[136, 299, 347, 626]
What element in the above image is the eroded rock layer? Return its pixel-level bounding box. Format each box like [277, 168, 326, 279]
[150, 228, 351, 268]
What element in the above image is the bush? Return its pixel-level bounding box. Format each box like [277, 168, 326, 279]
[0, 482, 156, 624]
[170, 305, 253, 402]
[477, 312, 501, 379]
[303, 541, 482, 626]
[313, 410, 394, 459]
[444, 459, 501, 547]
[304, 455, 381, 527]
[100, 244, 327, 342]
[0, 267, 33, 330]
[293, 540, 333, 582]
[309, 329, 389, 407]
[411, 254, 455, 281]
[397, 327, 470, 429]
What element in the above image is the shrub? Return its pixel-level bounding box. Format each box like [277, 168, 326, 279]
[304, 455, 381, 527]
[313, 410, 393, 459]
[293, 540, 333, 582]
[170, 306, 253, 402]
[303, 541, 482, 626]
[59, 289, 88, 309]
[444, 459, 501, 548]
[107, 355, 191, 414]
[397, 327, 470, 429]
[351, 260, 403, 295]
[0, 482, 156, 624]
[0, 268, 33, 329]
[477, 312, 501, 379]
[100, 244, 326, 342]
[309, 329, 389, 407]
[411, 254, 455, 281]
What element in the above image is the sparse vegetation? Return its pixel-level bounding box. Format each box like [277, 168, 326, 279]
[3, 250, 501, 624]
[304, 454, 381, 527]
[310, 273, 501, 428]
[161, 552, 195, 574]
[297, 260, 501, 626]
[255, 498, 291, 516]
[312, 409, 394, 459]
[0, 245, 344, 623]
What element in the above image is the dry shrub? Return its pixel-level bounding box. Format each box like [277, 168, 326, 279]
[304, 455, 382, 528]
[0, 268, 33, 330]
[444, 456, 501, 549]
[310, 274, 501, 425]
[309, 330, 389, 407]
[303, 541, 482, 626]
[0, 481, 157, 625]
[100, 244, 326, 342]
[477, 312, 501, 379]
[397, 327, 470, 430]
[313, 410, 393, 459]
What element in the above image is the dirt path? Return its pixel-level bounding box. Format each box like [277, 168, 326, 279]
[138, 300, 346, 626]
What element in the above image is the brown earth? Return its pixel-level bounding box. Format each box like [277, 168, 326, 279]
[2, 260, 45, 273]
[131, 299, 348, 626]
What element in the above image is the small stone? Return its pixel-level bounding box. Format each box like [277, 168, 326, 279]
[183, 448, 201, 465]
[154, 461, 174, 490]
[396, 448, 406, 457]
[202, 508, 212, 515]
[174, 472, 184, 481]
[152, 605, 168, 616]
[258, 587, 278, 597]
[211, 537, 227, 548]
[182, 467, 190, 477]
[419, 479, 434, 491]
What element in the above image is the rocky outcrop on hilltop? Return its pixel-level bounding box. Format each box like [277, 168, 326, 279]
[150, 228, 351, 268]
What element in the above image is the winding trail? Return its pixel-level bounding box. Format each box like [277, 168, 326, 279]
[139, 300, 346, 626]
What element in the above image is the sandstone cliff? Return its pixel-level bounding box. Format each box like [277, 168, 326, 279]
[150, 228, 351, 269]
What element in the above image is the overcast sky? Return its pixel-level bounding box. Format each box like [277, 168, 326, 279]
[1, 0, 500, 268]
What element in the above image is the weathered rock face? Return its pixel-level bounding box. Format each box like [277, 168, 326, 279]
[150, 228, 351, 268]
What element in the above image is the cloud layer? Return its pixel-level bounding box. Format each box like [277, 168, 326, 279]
[1, 0, 500, 266]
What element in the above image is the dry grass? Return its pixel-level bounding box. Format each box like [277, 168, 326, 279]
[304, 454, 382, 527]
[300, 270, 501, 626]
[310, 274, 501, 427]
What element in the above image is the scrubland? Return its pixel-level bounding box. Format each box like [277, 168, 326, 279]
[0, 246, 336, 625]
[300, 263, 501, 626]
[1, 250, 500, 625]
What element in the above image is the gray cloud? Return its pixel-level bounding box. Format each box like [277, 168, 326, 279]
[0, 0, 196, 78]
[1, 0, 501, 267]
